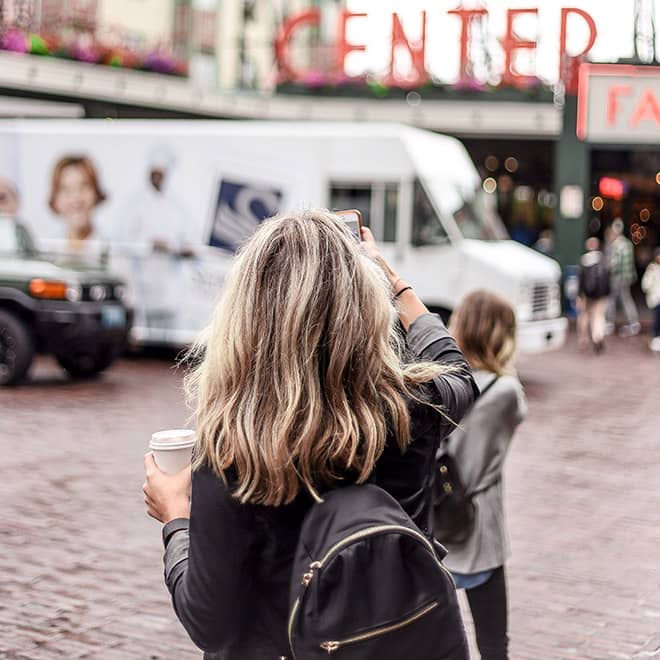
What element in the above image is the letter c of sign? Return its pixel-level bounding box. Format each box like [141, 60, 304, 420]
[274, 9, 321, 83]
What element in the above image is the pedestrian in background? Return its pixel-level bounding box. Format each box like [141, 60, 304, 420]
[443, 290, 528, 660]
[642, 248, 660, 353]
[577, 237, 610, 353]
[142, 210, 478, 659]
[605, 219, 640, 337]
[533, 228, 554, 256]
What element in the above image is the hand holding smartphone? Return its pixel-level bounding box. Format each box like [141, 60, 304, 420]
[336, 209, 363, 241]
[343, 214, 428, 330]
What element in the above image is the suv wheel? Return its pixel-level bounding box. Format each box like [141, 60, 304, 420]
[56, 346, 117, 380]
[0, 310, 35, 386]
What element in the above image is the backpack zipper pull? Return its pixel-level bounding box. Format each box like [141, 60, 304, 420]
[320, 641, 340, 654]
[301, 560, 321, 586]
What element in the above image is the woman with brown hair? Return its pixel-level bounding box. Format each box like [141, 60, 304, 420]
[444, 290, 528, 660]
[142, 209, 478, 659]
[49, 155, 107, 247]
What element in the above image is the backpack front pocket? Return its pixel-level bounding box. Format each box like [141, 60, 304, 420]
[318, 600, 439, 655]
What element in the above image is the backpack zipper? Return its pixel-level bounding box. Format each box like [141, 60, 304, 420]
[287, 523, 451, 657]
[288, 597, 301, 660]
[319, 600, 439, 654]
[316, 524, 438, 571]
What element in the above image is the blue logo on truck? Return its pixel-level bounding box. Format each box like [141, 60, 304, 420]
[209, 178, 282, 252]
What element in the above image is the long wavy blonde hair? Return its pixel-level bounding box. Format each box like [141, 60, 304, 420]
[186, 209, 447, 506]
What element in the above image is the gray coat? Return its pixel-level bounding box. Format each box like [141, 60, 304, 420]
[443, 369, 527, 574]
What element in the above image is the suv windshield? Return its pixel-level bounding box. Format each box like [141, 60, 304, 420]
[0, 216, 38, 256]
[453, 188, 508, 241]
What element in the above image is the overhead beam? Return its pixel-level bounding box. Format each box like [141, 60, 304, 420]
[0, 52, 561, 137]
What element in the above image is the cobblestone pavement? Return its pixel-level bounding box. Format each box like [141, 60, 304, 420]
[1, 333, 659, 659]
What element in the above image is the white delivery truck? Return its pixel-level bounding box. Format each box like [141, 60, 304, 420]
[0, 120, 566, 352]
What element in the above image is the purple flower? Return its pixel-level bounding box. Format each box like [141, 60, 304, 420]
[299, 70, 328, 87]
[1, 28, 28, 53]
[70, 42, 100, 63]
[454, 78, 486, 92]
[144, 52, 177, 74]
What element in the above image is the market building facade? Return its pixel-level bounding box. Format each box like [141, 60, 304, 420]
[0, 0, 657, 273]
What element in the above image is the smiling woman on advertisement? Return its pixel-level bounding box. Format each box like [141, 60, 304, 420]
[143, 209, 478, 659]
[49, 155, 107, 249]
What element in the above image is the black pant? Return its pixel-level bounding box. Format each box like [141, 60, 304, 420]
[654, 305, 660, 338]
[465, 566, 508, 660]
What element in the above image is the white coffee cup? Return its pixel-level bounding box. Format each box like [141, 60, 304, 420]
[150, 429, 196, 474]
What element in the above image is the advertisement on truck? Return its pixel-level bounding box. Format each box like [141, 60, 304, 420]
[0, 120, 567, 352]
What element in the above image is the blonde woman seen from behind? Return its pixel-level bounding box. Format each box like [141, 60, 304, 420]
[142, 210, 478, 659]
[444, 290, 527, 660]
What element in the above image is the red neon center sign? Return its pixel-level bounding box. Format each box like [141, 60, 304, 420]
[275, 7, 597, 92]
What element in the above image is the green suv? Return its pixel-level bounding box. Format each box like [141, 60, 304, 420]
[0, 216, 132, 385]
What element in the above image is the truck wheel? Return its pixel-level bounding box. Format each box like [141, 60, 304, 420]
[56, 346, 117, 380]
[0, 310, 35, 386]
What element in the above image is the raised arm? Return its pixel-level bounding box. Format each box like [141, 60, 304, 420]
[360, 225, 477, 436]
[406, 313, 479, 437]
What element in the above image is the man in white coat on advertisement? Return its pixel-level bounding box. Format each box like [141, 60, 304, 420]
[113, 145, 192, 341]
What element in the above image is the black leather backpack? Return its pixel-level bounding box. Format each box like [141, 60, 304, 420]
[287, 484, 469, 659]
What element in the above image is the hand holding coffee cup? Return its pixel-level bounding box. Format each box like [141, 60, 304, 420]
[150, 429, 196, 474]
[143, 429, 195, 523]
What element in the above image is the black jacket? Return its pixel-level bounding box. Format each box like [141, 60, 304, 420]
[161, 313, 478, 659]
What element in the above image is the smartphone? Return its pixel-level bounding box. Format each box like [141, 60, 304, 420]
[336, 209, 363, 241]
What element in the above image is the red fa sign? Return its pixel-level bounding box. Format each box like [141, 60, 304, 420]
[275, 6, 597, 92]
[577, 64, 660, 142]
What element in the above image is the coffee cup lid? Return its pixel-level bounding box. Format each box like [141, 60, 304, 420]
[150, 429, 195, 450]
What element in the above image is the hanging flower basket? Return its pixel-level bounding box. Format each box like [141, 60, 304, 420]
[276, 77, 553, 102]
[0, 28, 188, 77]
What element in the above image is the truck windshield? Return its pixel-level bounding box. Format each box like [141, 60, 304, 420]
[453, 188, 508, 241]
[412, 180, 449, 246]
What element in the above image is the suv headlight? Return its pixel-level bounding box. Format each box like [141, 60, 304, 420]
[89, 284, 107, 301]
[113, 284, 126, 301]
[65, 284, 82, 302]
